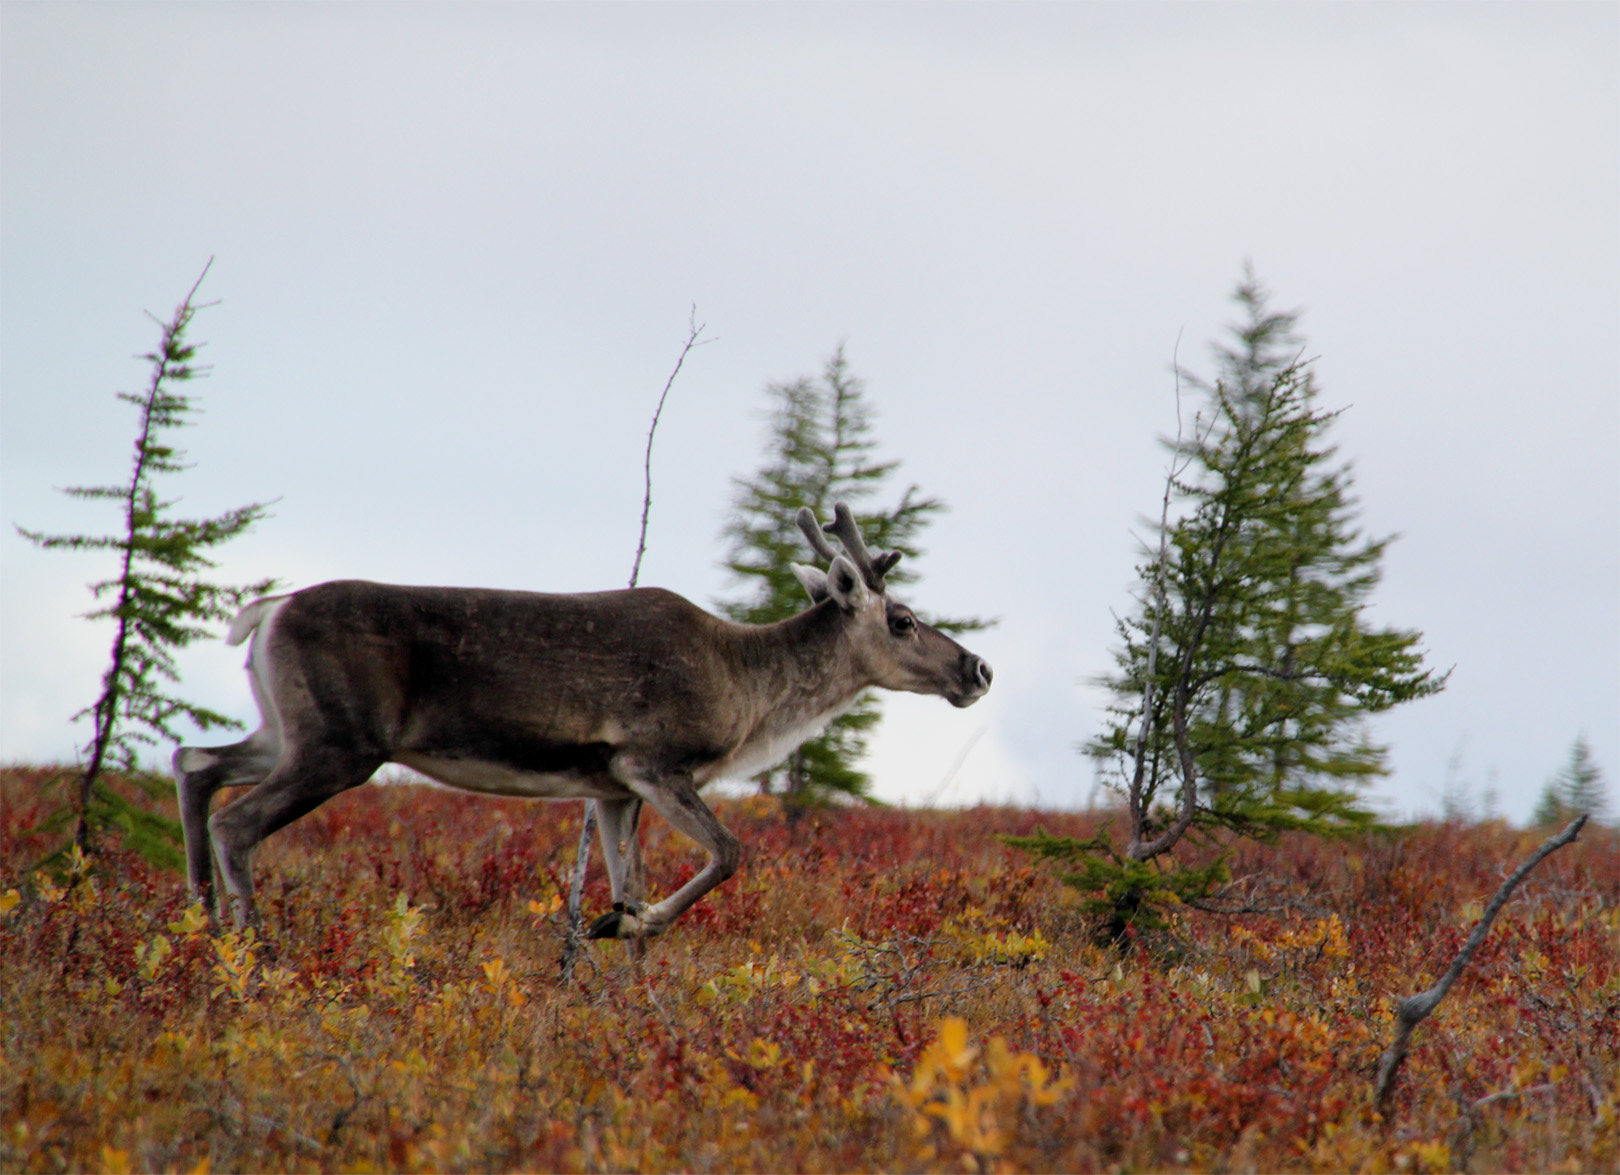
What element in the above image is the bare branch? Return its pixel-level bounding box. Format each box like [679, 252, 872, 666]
[563, 307, 711, 983]
[558, 804, 598, 984]
[629, 306, 713, 589]
[1471, 1083, 1555, 1113]
[1129, 332, 1220, 864]
[1182, 871, 1328, 917]
[1127, 332, 1185, 840]
[1373, 815, 1588, 1114]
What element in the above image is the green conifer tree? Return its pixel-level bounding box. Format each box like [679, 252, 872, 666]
[17, 264, 276, 862]
[720, 346, 986, 808]
[1531, 735, 1609, 827]
[1009, 271, 1445, 944]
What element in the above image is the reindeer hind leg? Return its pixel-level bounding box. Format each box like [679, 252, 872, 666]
[207, 742, 383, 928]
[177, 624, 287, 921]
[174, 733, 280, 921]
[588, 798, 647, 944]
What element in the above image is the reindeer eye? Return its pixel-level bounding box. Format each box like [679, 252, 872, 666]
[890, 613, 916, 637]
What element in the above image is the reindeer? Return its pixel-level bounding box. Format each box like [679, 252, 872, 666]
[173, 504, 991, 937]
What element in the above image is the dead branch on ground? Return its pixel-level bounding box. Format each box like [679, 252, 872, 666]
[1373, 815, 1588, 1115]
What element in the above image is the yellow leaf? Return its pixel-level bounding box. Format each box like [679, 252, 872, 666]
[1410, 1141, 1451, 1172]
[0, 888, 19, 915]
[985, 1036, 1019, 1084]
[747, 1038, 782, 1070]
[168, 904, 208, 935]
[963, 1085, 1008, 1156]
[1026, 1055, 1075, 1106]
[936, 1016, 977, 1073]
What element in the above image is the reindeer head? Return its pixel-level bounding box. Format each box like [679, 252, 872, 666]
[792, 503, 992, 708]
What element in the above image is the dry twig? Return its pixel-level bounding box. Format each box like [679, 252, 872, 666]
[559, 309, 712, 982]
[1372, 815, 1588, 1114]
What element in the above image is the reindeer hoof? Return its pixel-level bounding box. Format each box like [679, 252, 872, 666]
[586, 901, 646, 940]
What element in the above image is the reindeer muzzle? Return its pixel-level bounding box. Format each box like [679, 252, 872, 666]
[952, 654, 993, 707]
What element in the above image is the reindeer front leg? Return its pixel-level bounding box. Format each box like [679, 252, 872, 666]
[587, 764, 740, 939]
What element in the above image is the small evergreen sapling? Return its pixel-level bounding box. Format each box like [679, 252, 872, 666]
[17, 264, 276, 861]
[1009, 272, 1445, 944]
[1531, 735, 1610, 827]
[720, 347, 988, 808]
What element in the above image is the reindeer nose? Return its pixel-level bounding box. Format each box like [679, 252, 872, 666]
[970, 656, 993, 691]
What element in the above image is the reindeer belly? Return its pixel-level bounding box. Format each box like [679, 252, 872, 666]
[392, 749, 633, 801]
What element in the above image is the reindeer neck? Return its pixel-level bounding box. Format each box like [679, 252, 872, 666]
[720, 600, 868, 724]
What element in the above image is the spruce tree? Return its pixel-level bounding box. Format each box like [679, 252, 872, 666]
[17, 264, 276, 861]
[1009, 271, 1445, 944]
[720, 347, 986, 807]
[1531, 735, 1609, 827]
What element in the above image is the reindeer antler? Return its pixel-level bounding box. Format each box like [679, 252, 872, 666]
[796, 507, 841, 564]
[826, 501, 901, 590]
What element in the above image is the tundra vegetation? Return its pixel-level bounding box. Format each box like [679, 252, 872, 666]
[1, 766, 1615, 1173]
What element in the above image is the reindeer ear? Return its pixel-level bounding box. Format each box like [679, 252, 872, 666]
[791, 563, 831, 603]
[825, 555, 870, 612]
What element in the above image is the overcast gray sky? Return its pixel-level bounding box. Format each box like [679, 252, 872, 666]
[3, 3, 1615, 824]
